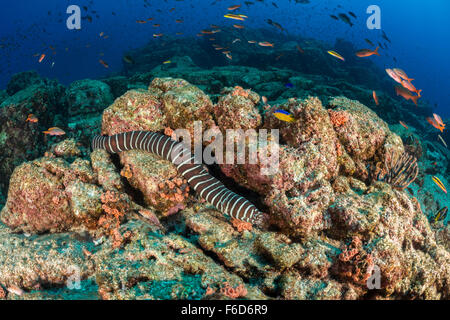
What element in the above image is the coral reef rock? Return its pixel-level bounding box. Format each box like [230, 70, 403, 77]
[0, 74, 448, 301]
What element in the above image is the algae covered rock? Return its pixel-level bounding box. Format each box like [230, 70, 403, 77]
[0, 223, 95, 294]
[328, 96, 389, 161]
[265, 97, 340, 180]
[92, 219, 264, 300]
[0, 81, 67, 208]
[66, 79, 114, 118]
[101, 76, 130, 99]
[214, 86, 262, 131]
[0, 67, 448, 301]
[0, 158, 74, 233]
[1, 154, 113, 234]
[0, 90, 7, 104]
[101, 89, 167, 135]
[118, 150, 190, 217]
[150, 77, 215, 134]
[51, 139, 82, 158]
[6, 71, 46, 96]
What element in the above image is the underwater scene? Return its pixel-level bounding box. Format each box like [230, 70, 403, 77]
[0, 0, 449, 301]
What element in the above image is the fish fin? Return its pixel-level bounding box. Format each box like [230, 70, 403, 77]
[411, 95, 419, 106]
[374, 46, 380, 55]
[417, 89, 422, 97]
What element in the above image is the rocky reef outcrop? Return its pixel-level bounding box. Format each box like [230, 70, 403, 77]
[0, 73, 67, 205]
[0, 76, 448, 300]
[0, 72, 118, 210]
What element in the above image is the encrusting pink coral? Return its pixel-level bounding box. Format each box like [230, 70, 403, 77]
[220, 282, 248, 299]
[0, 285, 6, 299]
[328, 109, 349, 127]
[99, 190, 131, 248]
[334, 236, 375, 286]
[231, 218, 253, 232]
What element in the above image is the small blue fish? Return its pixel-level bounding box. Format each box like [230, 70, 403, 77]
[273, 110, 295, 123]
[285, 83, 294, 88]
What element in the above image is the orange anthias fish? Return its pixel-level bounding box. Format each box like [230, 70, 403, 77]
[228, 5, 241, 11]
[395, 85, 420, 106]
[433, 113, 445, 128]
[136, 20, 147, 24]
[296, 45, 305, 54]
[26, 114, 38, 123]
[258, 41, 274, 47]
[427, 117, 445, 133]
[432, 176, 447, 194]
[202, 29, 221, 34]
[233, 24, 245, 29]
[153, 33, 164, 38]
[355, 46, 380, 57]
[372, 90, 379, 105]
[99, 59, 109, 68]
[43, 127, 66, 136]
[38, 54, 46, 63]
[399, 121, 409, 129]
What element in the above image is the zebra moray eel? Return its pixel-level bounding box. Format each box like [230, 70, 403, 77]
[92, 131, 266, 226]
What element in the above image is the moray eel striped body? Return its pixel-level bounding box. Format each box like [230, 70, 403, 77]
[92, 131, 266, 226]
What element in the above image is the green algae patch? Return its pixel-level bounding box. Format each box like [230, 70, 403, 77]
[0, 131, 7, 147]
[132, 274, 205, 300]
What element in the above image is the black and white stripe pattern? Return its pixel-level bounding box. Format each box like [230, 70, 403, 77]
[92, 131, 265, 226]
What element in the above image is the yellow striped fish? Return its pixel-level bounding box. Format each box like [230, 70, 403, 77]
[273, 110, 295, 123]
[224, 14, 247, 21]
[432, 176, 447, 194]
[432, 207, 448, 223]
[327, 50, 345, 61]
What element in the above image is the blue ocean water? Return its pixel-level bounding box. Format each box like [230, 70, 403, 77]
[0, 0, 449, 115]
